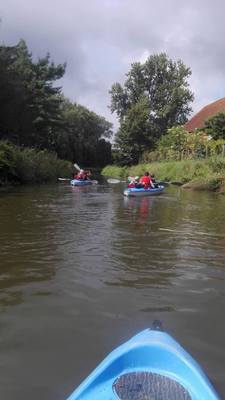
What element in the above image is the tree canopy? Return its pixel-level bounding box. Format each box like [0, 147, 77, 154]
[56, 99, 112, 166]
[0, 40, 66, 148]
[0, 39, 112, 167]
[203, 113, 225, 140]
[110, 53, 194, 164]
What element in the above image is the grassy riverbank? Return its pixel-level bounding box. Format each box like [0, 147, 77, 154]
[102, 158, 225, 193]
[0, 141, 73, 185]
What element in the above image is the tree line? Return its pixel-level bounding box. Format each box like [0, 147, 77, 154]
[0, 39, 112, 167]
[2, 39, 223, 171]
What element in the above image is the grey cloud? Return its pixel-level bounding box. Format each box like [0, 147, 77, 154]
[1, 0, 225, 128]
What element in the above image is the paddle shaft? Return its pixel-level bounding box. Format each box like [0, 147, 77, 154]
[74, 163, 81, 171]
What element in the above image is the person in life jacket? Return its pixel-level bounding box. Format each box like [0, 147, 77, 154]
[139, 172, 154, 189]
[78, 169, 92, 180]
[74, 169, 86, 180]
[73, 168, 92, 180]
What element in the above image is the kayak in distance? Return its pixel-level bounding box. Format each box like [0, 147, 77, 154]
[70, 179, 95, 186]
[66, 322, 220, 400]
[124, 185, 165, 197]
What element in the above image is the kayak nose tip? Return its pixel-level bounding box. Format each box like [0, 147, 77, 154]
[151, 319, 163, 331]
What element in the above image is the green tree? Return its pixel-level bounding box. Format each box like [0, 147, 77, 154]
[157, 126, 188, 160]
[0, 40, 112, 167]
[203, 113, 225, 140]
[56, 99, 113, 166]
[110, 53, 194, 164]
[0, 40, 65, 149]
[114, 97, 152, 165]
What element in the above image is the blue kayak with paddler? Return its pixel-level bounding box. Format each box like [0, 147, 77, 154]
[124, 172, 165, 196]
[70, 164, 98, 186]
[66, 322, 220, 400]
[124, 185, 165, 197]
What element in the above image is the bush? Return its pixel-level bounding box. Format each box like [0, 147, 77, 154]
[0, 141, 18, 183]
[0, 140, 73, 184]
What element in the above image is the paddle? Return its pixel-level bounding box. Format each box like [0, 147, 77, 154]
[73, 163, 98, 184]
[58, 177, 71, 181]
[128, 176, 139, 182]
[74, 163, 81, 171]
[107, 178, 121, 183]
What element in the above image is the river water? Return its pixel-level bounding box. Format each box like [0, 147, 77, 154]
[0, 182, 224, 399]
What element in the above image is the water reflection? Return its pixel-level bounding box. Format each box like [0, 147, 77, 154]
[0, 187, 64, 309]
[123, 196, 153, 225]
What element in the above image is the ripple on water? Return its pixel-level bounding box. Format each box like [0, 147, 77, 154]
[0, 184, 225, 399]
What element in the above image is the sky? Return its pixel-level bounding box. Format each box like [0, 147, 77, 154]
[1, 0, 225, 131]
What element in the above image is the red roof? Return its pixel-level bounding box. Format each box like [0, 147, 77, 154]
[185, 97, 225, 132]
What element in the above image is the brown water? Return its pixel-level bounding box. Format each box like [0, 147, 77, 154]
[0, 182, 224, 399]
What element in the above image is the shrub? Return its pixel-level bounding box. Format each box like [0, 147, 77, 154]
[0, 141, 18, 182]
[0, 140, 73, 184]
[207, 156, 225, 173]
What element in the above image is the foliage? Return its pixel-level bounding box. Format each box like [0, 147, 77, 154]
[102, 158, 225, 187]
[56, 99, 112, 166]
[141, 150, 161, 163]
[205, 138, 225, 157]
[110, 53, 194, 163]
[157, 126, 188, 160]
[207, 156, 225, 173]
[203, 113, 225, 140]
[0, 40, 65, 149]
[143, 126, 225, 161]
[144, 159, 224, 185]
[113, 97, 151, 165]
[0, 141, 72, 184]
[156, 127, 210, 160]
[0, 40, 112, 168]
[101, 165, 127, 179]
[0, 141, 18, 181]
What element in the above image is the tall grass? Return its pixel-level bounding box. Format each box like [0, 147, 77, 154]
[102, 157, 225, 189]
[101, 165, 127, 179]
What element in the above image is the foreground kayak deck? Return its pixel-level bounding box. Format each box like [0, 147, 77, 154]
[66, 327, 220, 400]
[124, 185, 165, 197]
[70, 179, 93, 186]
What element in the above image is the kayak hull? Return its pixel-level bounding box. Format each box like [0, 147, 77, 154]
[66, 328, 220, 400]
[124, 185, 165, 197]
[70, 179, 93, 186]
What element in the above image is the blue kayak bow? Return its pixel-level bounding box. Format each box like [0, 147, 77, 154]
[66, 323, 220, 400]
